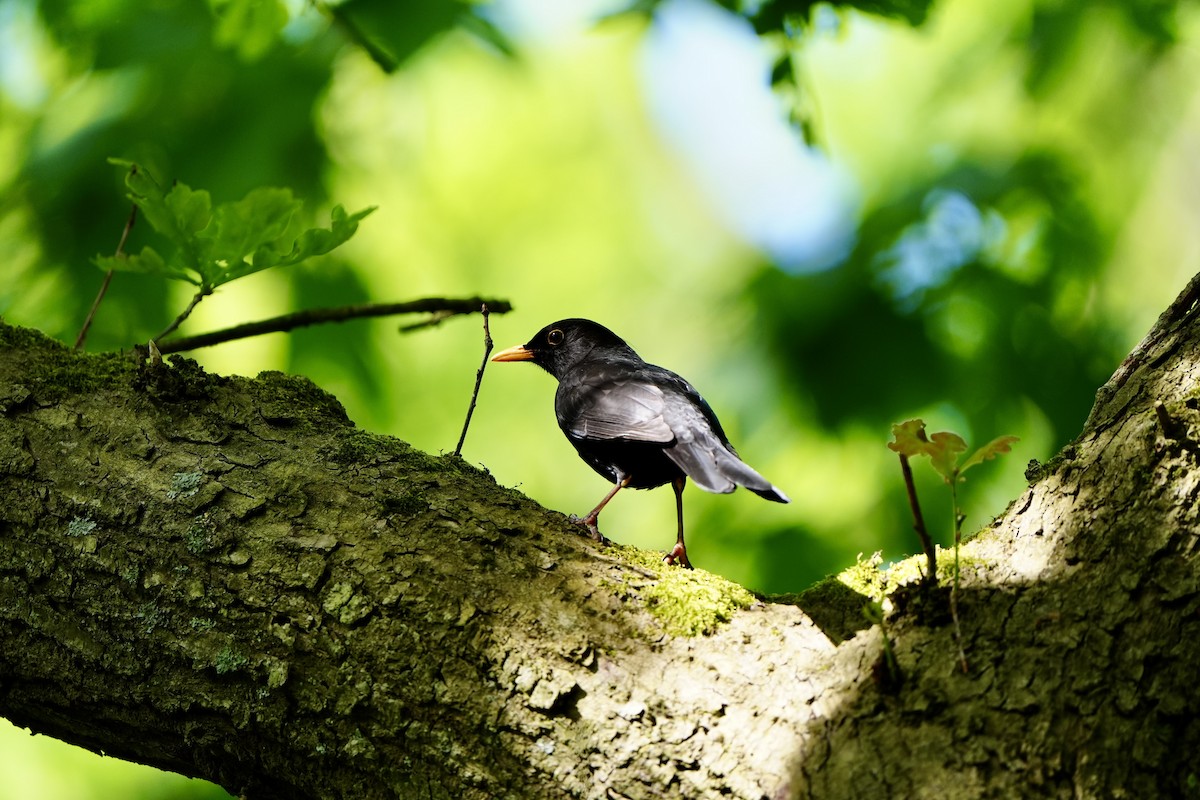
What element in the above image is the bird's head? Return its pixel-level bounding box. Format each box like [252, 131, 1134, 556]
[491, 318, 632, 380]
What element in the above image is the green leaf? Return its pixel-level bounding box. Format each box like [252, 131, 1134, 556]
[221, 203, 377, 283]
[330, 0, 463, 73]
[94, 247, 201, 286]
[887, 418, 930, 458]
[960, 435, 1020, 474]
[748, 0, 936, 36]
[203, 187, 303, 283]
[100, 160, 374, 291]
[209, 0, 289, 61]
[926, 431, 968, 483]
[888, 419, 970, 482]
[165, 184, 215, 238]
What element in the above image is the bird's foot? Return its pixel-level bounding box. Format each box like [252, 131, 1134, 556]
[663, 543, 693, 570]
[568, 514, 610, 544]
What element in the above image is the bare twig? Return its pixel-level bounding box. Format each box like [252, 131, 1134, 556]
[454, 304, 493, 457]
[155, 288, 211, 343]
[76, 204, 138, 350]
[154, 297, 512, 354]
[399, 310, 458, 333]
[898, 453, 937, 585]
[948, 481, 969, 674]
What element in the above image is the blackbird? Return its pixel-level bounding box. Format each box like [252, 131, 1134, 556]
[491, 318, 789, 568]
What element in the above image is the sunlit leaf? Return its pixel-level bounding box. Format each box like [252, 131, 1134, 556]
[204, 187, 303, 282]
[960, 435, 1020, 474]
[225, 204, 377, 281]
[927, 430, 968, 483]
[887, 418, 930, 457]
[888, 419, 972, 482]
[97, 161, 373, 290]
[110, 159, 201, 252]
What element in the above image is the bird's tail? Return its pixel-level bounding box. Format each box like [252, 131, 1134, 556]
[668, 442, 790, 503]
[716, 449, 790, 503]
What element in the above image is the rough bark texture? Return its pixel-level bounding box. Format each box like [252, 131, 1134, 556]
[1, 276, 1199, 799]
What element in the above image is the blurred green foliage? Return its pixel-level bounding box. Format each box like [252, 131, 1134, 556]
[2, 0, 1199, 792]
[96, 160, 373, 294]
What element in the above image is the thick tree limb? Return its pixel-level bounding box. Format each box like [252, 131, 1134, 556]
[2, 277, 1200, 799]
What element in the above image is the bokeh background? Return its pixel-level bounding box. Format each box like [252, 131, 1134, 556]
[3, 0, 1199, 795]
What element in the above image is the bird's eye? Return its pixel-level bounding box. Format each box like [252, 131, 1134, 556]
[547, 329, 564, 346]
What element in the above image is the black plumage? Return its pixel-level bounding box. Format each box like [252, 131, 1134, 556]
[492, 318, 788, 568]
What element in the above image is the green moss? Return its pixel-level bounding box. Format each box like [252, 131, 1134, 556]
[331, 430, 417, 466]
[772, 574, 875, 641]
[838, 551, 887, 602]
[878, 551, 925, 593]
[612, 545, 755, 636]
[382, 490, 427, 517]
[266, 659, 289, 689]
[169, 471, 205, 500]
[0, 323, 137, 401]
[1027, 443, 1079, 484]
[185, 514, 215, 553]
[882, 547, 990, 590]
[67, 516, 98, 537]
[253, 370, 350, 427]
[138, 601, 163, 634]
[0, 321, 59, 350]
[215, 646, 249, 674]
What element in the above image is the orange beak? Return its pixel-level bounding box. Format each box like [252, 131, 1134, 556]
[491, 344, 535, 363]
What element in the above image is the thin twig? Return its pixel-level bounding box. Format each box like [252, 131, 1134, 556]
[949, 481, 969, 673]
[898, 453, 937, 585]
[155, 288, 211, 343]
[454, 304, 493, 457]
[154, 297, 512, 354]
[399, 310, 459, 333]
[76, 204, 138, 350]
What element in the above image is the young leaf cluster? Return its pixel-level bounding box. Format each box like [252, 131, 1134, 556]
[888, 418, 1018, 672]
[94, 159, 375, 294]
[888, 419, 1018, 485]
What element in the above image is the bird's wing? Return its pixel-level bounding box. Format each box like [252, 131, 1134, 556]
[658, 380, 790, 502]
[656, 389, 740, 493]
[558, 373, 675, 443]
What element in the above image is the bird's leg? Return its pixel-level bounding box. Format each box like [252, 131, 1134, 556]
[572, 474, 631, 543]
[663, 477, 693, 569]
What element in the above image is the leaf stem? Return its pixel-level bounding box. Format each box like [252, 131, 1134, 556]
[155, 287, 212, 343]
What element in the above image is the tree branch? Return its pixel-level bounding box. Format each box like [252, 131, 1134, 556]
[3, 296, 1200, 799]
[153, 297, 512, 353]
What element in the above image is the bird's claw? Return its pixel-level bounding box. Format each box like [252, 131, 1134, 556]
[568, 514, 609, 544]
[663, 543, 694, 570]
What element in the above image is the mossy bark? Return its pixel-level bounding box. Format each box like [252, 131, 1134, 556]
[1, 279, 1199, 800]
